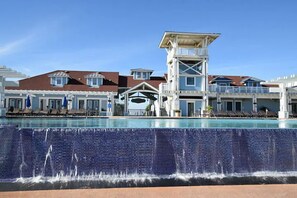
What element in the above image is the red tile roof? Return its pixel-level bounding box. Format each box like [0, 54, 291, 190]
[208, 75, 276, 87]
[6, 70, 120, 92]
[5, 70, 167, 92]
[119, 76, 166, 89]
[6, 70, 275, 92]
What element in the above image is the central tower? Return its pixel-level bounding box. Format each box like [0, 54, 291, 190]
[159, 32, 220, 117]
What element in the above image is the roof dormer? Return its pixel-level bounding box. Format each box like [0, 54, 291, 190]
[241, 77, 264, 87]
[84, 72, 105, 87]
[209, 76, 232, 86]
[130, 68, 153, 80]
[48, 71, 69, 87]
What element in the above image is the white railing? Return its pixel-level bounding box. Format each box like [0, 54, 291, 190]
[176, 47, 208, 57]
[167, 48, 208, 58]
[208, 85, 274, 94]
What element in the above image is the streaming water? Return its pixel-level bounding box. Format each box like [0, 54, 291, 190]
[0, 125, 297, 189]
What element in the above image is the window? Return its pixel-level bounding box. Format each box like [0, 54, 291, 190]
[49, 99, 62, 109]
[51, 77, 67, 87]
[92, 78, 97, 85]
[226, 101, 233, 111]
[143, 72, 147, 79]
[87, 100, 100, 110]
[87, 78, 102, 87]
[186, 77, 195, 86]
[79, 100, 85, 109]
[101, 100, 107, 112]
[246, 81, 259, 87]
[219, 83, 227, 86]
[56, 77, 62, 85]
[137, 72, 141, 79]
[51, 77, 56, 85]
[8, 98, 23, 109]
[235, 101, 242, 111]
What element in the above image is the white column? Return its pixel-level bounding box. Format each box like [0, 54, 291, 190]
[278, 83, 289, 119]
[252, 95, 257, 112]
[124, 93, 128, 115]
[172, 58, 178, 91]
[217, 94, 221, 111]
[109, 94, 114, 116]
[201, 58, 209, 113]
[288, 95, 292, 116]
[0, 76, 5, 117]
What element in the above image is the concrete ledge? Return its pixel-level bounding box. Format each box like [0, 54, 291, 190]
[1, 184, 297, 198]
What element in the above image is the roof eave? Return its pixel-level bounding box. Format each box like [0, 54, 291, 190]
[159, 31, 221, 48]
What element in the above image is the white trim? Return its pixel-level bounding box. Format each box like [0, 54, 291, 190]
[122, 82, 159, 95]
[5, 89, 117, 96]
[185, 76, 196, 86]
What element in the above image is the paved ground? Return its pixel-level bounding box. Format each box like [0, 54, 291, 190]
[1, 184, 297, 198]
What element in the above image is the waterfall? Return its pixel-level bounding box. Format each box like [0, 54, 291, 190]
[0, 126, 297, 189]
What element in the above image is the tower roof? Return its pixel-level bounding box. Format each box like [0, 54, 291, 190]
[159, 31, 220, 48]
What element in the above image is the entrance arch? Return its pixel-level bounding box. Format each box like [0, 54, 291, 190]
[122, 82, 159, 116]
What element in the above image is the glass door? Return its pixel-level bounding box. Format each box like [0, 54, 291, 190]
[187, 102, 194, 117]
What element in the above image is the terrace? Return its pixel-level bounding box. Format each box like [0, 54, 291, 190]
[208, 85, 275, 94]
[159, 83, 277, 94]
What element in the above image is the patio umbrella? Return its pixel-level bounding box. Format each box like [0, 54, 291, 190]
[63, 96, 68, 109]
[26, 95, 31, 108]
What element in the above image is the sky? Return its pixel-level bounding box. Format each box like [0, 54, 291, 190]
[1, 0, 297, 81]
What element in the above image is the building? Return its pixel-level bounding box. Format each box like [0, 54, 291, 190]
[5, 69, 166, 116]
[157, 31, 296, 118]
[0, 66, 28, 116]
[3, 31, 297, 118]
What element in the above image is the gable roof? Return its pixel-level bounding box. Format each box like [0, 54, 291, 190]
[209, 76, 233, 83]
[6, 70, 119, 92]
[208, 75, 266, 86]
[118, 75, 166, 89]
[240, 77, 265, 83]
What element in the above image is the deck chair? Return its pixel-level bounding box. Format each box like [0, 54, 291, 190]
[76, 109, 86, 116]
[23, 108, 33, 116]
[49, 109, 59, 115]
[67, 109, 77, 116]
[6, 108, 18, 116]
[59, 109, 68, 116]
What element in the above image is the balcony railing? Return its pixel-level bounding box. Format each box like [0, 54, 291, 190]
[168, 48, 208, 59]
[208, 85, 272, 94]
[160, 84, 274, 95]
[176, 47, 208, 56]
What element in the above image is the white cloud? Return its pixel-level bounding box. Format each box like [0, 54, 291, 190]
[0, 36, 32, 56]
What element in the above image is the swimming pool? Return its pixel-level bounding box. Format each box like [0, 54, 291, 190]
[1, 117, 297, 128]
[1, 118, 297, 191]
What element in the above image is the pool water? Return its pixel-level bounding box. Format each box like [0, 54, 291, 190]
[1, 118, 297, 128]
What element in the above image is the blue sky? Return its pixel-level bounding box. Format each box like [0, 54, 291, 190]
[1, 0, 297, 80]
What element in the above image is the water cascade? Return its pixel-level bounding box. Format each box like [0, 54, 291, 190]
[0, 125, 297, 190]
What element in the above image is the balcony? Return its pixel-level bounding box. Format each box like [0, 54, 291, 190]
[167, 48, 208, 60]
[208, 85, 273, 94]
